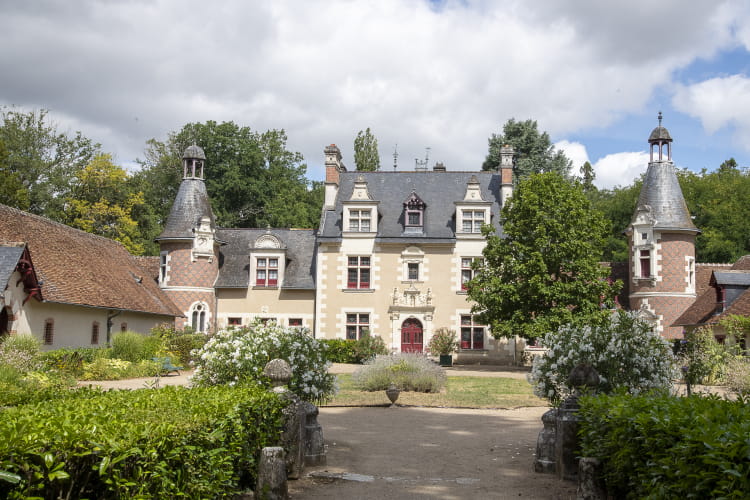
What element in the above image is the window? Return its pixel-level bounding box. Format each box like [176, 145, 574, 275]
[91, 322, 100, 345]
[288, 318, 303, 327]
[403, 192, 426, 233]
[256, 258, 279, 287]
[407, 210, 422, 226]
[120, 322, 127, 332]
[159, 252, 168, 283]
[461, 210, 485, 233]
[639, 250, 651, 278]
[407, 262, 420, 281]
[228, 317, 242, 327]
[460, 315, 485, 350]
[347, 256, 371, 289]
[191, 303, 207, 333]
[687, 257, 695, 291]
[349, 209, 371, 232]
[346, 313, 369, 340]
[44, 319, 54, 345]
[461, 257, 482, 290]
[259, 317, 276, 325]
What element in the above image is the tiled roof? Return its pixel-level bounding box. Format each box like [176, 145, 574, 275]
[215, 228, 316, 289]
[673, 259, 750, 327]
[319, 171, 504, 242]
[0, 243, 25, 290]
[0, 204, 182, 317]
[134, 256, 161, 283]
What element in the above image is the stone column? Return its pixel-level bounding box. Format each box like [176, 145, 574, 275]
[256, 447, 288, 500]
[264, 359, 305, 480]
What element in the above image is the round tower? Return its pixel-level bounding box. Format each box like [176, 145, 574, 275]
[627, 113, 699, 338]
[156, 145, 219, 333]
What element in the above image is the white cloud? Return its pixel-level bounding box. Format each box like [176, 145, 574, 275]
[673, 75, 750, 149]
[592, 152, 650, 190]
[0, 0, 747, 180]
[555, 140, 589, 172]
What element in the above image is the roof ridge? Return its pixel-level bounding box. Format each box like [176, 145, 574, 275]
[0, 203, 130, 251]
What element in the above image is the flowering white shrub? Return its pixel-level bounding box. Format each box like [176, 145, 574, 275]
[529, 311, 675, 404]
[191, 322, 336, 402]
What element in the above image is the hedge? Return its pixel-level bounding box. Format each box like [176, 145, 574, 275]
[579, 392, 750, 499]
[0, 385, 285, 499]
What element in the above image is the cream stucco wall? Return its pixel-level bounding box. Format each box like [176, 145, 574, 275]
[216, 288, 315, 330]
[2, 271, 174, 349]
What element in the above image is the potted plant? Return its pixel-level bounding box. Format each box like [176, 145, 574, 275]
[428, 327, 459, 366]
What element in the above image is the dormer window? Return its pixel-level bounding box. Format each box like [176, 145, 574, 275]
[349, 209, 371, 232]
[462, 210, 486, 233]
[256, 258, 278, 287]
[403, 191, 426, 234]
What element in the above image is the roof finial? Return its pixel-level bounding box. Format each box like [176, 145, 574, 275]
[658, 111, 663, 127]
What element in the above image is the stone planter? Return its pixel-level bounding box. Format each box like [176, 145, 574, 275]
[385, 383, 400, 407]
[438, 354, 453, 366]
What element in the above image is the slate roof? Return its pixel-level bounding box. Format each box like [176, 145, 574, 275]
[634, 160, 698, 232]
[0, 243, 25, 291]
[713, 270, 750, 286]
[0, 204, 182, 317]
[156, 179, 215, 240]
[673, 260, 750, 327]
[215, 228, 316, 289]
[319, 171, 504, 242]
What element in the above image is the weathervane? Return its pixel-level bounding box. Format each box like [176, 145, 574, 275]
[415, 147, 430, 171]
[393, 144, 399, 171]
[658, 111, 663, 127]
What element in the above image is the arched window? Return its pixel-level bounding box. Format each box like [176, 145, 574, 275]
[190, 302, 208, 333]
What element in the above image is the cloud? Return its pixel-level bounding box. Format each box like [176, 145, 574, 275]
[673, 75, 750, 150]
[0, 0, 747, 181]
[556, 140, 649, 189]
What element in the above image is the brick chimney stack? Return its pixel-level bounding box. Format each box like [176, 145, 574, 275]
[324, 144, 346, 209]
[499, 144, 515, 206]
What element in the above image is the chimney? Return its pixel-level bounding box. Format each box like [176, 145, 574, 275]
[433, 162, 446, 172]
[324, 144, 346, 208]
[499, 144, 515, 206]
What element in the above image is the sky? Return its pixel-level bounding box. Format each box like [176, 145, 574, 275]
[2, 0, 750, 190]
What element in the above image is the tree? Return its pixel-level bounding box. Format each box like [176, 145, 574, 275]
[63, 154, 145, 255]
[467, 172, 620, 341]
[587, 179, 642, 262]
[137, 121, 322, 241]
[0, 107, 100, 219]
[579, 161, 596, 193]
[481, 118, 571, 181]
[0, 138, 30, 210]
[353, 128, 380, 171]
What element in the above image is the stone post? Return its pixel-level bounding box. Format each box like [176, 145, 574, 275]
[555, 364, 599, 481]
[256, 446, 288, 500]
[577, 457, 607, 500]
[301, 401, 326, 466]
[264, 359, 305, 480]
[534, 408, 557, 473]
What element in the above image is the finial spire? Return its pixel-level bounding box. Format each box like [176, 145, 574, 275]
[658, 111, 663, 127]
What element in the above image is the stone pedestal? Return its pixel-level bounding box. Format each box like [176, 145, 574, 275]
[302, 401, 326, 466]
[256, 447, 288, 500]
[534, 408, 557, 473]
[555, 397, 580, 481]
[577, 457, 606, 500]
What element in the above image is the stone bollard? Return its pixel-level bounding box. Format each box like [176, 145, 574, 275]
[256, 446, 288, 500]
[555, 364, 599, 482]
[576, 457, 606, 500]
[264, 359, 305, 480]
[301, 401, 326, 466]
[534, 408, 557, 473]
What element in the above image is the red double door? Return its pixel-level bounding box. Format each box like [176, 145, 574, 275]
[400, 318, 423, 353]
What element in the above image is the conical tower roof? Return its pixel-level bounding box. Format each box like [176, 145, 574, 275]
[156, 179, 216, 240]
[632, 115, 697, 232]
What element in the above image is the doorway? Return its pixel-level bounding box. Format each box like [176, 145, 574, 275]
[400, 318, 423, 353]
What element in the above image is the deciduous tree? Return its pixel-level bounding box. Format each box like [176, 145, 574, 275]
[468, 172, 620, 341]
[481, 118, 571, 180]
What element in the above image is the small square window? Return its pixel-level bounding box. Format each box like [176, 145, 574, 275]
[228, 317, 242, 326]
[408, 262, 419, 281]
[641, 233, 648, 240]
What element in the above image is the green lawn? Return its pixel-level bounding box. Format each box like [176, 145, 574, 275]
[325, 374, 547, 408]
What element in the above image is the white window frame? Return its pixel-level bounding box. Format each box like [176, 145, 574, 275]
[347, 256, 371, 289]
[459, 314, 485, 350]
[346, 313, 370, 340]
[461, 257, 482, 291]
[348, 209, 372, 232]
[461, 210, 486, 233]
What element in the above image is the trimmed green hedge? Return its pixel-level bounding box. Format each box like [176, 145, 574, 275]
[320, 339, 358, 363]
[579, 392, 750, 499]
[0, 385, 285, 499]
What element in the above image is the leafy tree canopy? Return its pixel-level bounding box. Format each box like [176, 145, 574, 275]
[135, 121, 323, 254]
[468, 172, 620, 341]
[0, 107, 100, 219]
[63, 154, 145, 255]
[481, 118, 571, 181]
[353, 127, 380, 171]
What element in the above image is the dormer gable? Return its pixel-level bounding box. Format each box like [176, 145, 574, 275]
[463, 175, 485, 201]
[342, 175, 380, 236]
[455, 175, 492, 238]
[403, 191, 426, 234]
[350, 175, 373, 200]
